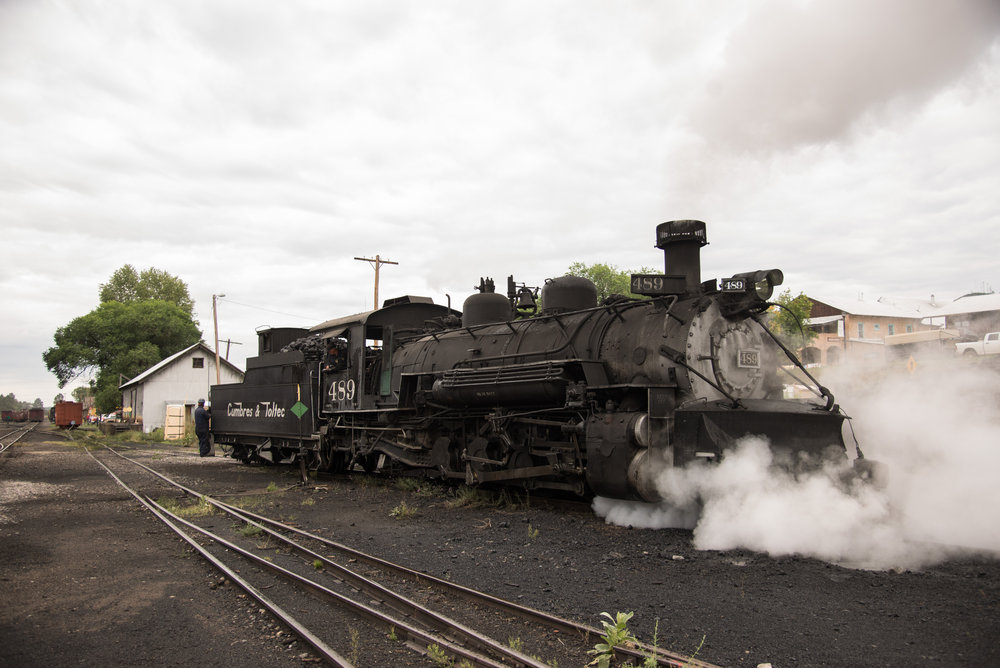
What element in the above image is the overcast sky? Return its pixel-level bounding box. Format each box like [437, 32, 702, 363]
[2, 0, 998, 404]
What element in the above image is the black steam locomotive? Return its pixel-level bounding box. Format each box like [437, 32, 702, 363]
[211, 221, 867, 501]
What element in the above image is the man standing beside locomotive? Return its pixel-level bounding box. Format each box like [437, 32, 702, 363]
[194, 398, 212, 457]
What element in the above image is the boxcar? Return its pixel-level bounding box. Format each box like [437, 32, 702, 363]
[54, 401, 83, 429]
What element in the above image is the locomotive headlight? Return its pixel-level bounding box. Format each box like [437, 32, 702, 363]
[718, 268, 784, 316]
[751, 269, 783, 300]
[733, 269, 783, 300]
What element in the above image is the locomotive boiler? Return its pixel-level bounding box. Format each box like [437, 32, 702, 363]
[211, 221, 866, 501]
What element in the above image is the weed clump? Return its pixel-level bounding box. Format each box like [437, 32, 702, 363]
[390, 501, 417, 519]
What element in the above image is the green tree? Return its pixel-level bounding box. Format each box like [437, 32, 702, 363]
[70, 386, 93, 403]
[566, 262, 656, 303]
[0, 393, 24, 411]
[767, 289, 817, 350]
[43, 300, 201, 413]
[100, 265, 195, 318]
[0, 394, 37, 410]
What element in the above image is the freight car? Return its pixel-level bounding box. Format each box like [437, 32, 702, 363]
[3, 410, 29, 423]
[53, 401, 83, 429]
[212, 221, 875, 501]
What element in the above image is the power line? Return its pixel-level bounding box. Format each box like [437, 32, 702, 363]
[216, 297, 320, 322]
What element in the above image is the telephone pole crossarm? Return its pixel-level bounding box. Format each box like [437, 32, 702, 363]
[354, 255, 399, 309]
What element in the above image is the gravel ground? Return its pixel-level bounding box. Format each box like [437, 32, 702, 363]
[2, 428, 998, 667]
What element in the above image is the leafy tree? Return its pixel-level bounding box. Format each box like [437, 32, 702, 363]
[54, 393, 65, 404]
[70, 386, 93, 403]
[0, 394, 39, 410]
[43, 299, 201, 413]
[767, 289, 817, 350]
[0, 393, 26, 411]
[100, 265, 195, 318]
[566, 262, 656, 303]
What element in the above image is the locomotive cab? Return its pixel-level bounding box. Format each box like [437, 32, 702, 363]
[311, 296, 461, 413]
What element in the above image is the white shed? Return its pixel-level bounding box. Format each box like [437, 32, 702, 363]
[119, 342, 244, 435]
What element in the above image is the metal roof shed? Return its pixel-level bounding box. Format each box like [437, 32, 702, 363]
[119, 342, 245, 434]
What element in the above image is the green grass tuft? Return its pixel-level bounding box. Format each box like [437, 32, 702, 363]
[235, 522, 262, 538]
[389, 501, 418, 519]
[157, 496, 214, 518]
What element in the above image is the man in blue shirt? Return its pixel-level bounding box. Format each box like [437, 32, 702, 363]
[194, 399, 212, 457]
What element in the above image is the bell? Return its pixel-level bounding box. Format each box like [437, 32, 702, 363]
[515, 287, 536, 311]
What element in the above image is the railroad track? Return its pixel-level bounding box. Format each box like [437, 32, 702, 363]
[0, 423, 36, 454]
[87, 445, 718, 668]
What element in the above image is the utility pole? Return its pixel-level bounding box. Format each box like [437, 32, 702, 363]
[213, 293, 225, 385]
[354, 255, 398, 309]
[221, 339, 243, 361]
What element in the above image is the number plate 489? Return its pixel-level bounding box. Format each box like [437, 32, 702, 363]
[738, 350, 760, 368]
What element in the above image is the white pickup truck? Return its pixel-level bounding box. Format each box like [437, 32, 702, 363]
[955, 332, 1000, 356]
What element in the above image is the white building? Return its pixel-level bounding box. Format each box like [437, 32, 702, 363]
[119, 342, 244, 435]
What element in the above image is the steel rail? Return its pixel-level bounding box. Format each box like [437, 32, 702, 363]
[0, 423, 35, 453]
[102, 445, 717, 668]
[229, 503, 718, 668]
[97, 447, 534, 668]
[203, 508, 550, 668]
[84, 448, 353, 667]
[139, 495, 510, 668]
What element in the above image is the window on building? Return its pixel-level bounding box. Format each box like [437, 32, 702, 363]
[906, 325, 913, 333]
[192, 357, 204, 369]
[873, 323, 880, 331]
[888, 324, 895, 336]
[857, 322, 864, 338]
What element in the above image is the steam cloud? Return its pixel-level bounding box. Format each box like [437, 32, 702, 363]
[594, 363, 1000, 571]
[689, 0, 1000, 153]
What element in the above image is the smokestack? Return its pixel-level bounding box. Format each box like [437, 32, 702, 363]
[655, 220, 708, 292]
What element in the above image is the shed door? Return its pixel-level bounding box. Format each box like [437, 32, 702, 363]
[165, 404, 186, 440]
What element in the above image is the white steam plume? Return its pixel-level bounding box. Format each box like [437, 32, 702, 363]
[689, 0, 1000, 154]
[594, 363, 1000, 571]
